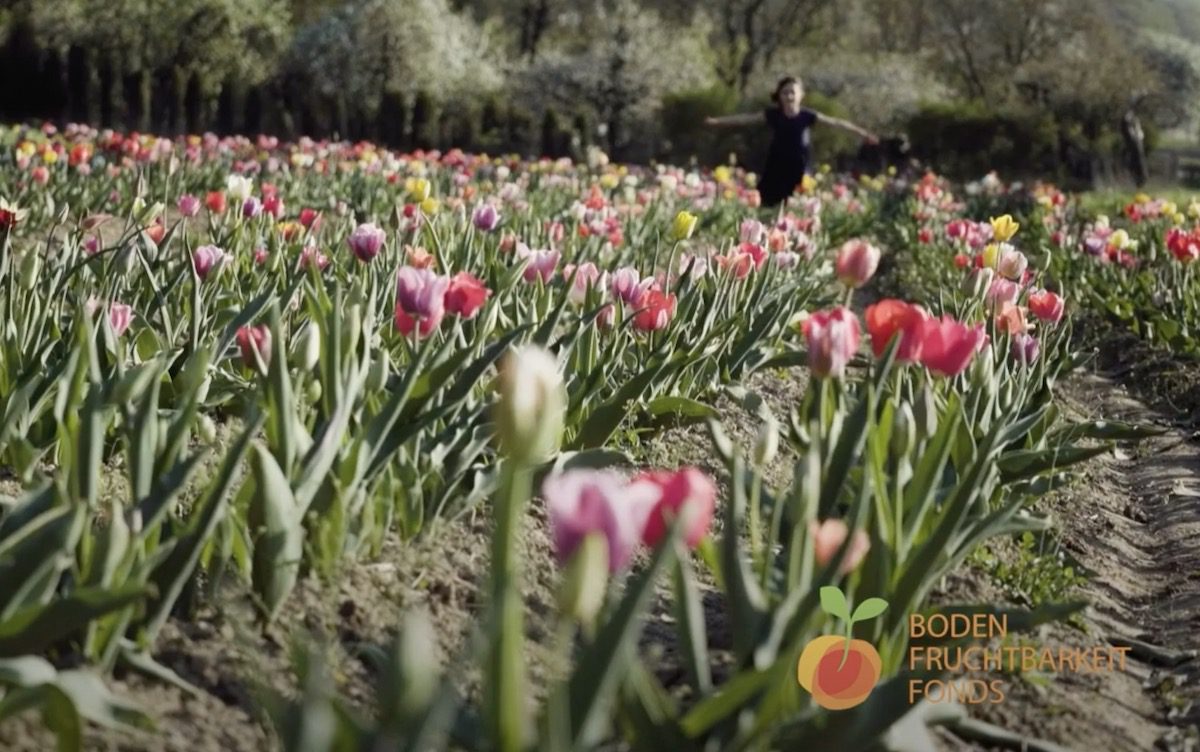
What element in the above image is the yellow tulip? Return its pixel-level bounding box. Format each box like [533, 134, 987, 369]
[1188, 200, 1200, 219]
[420, 197, 439, 215]
[407, 178, 431, 202]
[989, 215, 1019, 242]
[1134, 193, 1150, 204]
[800, 174, 817, 193]
[713, 165, 732, 184]
[981, 243, 1000, 269]
[671, 210, 698, 241]
[600, 174, 619, 189]
[41, 150, 58, 165]
[887, 166, 896, 176]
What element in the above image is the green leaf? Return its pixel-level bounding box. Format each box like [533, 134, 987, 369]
[645, 396, 718, 420]
[997, 445, 1111, 483]
[247, 442, 303, 622]
[0, 585, 148, 657]
[570, 356, 674, 450]
[678, 668, 772, 738]
[819, 586, 850, 622]
[567, 523, 680, 747]
[851, 597, 888, 623]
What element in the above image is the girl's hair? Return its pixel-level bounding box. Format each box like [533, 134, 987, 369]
[772, 76, 804, 104]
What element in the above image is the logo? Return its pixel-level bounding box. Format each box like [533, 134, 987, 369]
[797, 586, 888, 710]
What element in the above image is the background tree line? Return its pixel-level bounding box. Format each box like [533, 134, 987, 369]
[2, 0, 1199, 187]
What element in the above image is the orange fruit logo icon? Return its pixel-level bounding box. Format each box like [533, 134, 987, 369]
[797, 586, 888, 710]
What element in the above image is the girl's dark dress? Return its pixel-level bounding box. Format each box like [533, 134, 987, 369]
[759, 106, 817, 207]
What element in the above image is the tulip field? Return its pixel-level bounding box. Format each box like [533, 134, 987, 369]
[1, 123, 1199, 752]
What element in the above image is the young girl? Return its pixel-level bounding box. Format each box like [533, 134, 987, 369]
[706, 76, 878, 208]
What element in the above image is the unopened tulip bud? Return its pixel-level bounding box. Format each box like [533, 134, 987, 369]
[913, 384, 938, 440]
[306, 379, 322, 403]
[19, 251, 41, 290]
[558, 534, 608, 628]
[753, 415, 779, 466]
[294, 324, 321, 371]
[198, 415, 217, 444]
[368, 352, 390, 392]
[494, 345, 566, 464]
[891, 402, 916, 456]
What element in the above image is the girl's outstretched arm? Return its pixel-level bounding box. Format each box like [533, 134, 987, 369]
[705, 113, 762, 128]
[814, 112, 879, 143]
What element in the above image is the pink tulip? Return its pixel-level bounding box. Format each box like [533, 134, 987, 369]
[108, 303, 132, 337]
[809, 519, 871, 574]
[740, 218, 766, 245]
[916, 316, 987, 377]
[348, 222, 386, 263]
[177, 194, 201, 218]
[563, 262, 606, 305]
[803, 307, 861, 379]
[520, 248, 559, 283]
[192, 245, 227, 280]
[986, 278, 1020, 308]
[835, 239, 880, 288]
[634, 468, 717, 549]
[610, 267, 644, 306]
[543, 470, 654, 572]
[263, 195, 284, 219]
[1011, 333, 1040, 366]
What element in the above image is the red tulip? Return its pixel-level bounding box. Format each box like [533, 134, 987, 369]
[205, 191, 227, 214]
[444, 272, 490, 319]
[633, 468, 717, 549]
[633, 289, 676, 332]
[915, 316, 986, 377]
[865, 299, 930, 361]
[299, 208, 322, 231]
[1028, 290, 1064, 324]
[236, 324, 271, 372]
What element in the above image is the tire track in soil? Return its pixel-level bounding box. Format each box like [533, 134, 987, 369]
[940, 370, 1200, 752]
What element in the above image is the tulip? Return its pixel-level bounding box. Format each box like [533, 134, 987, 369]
[263, 195, 284, 219]
[348, 222, 386, 263]
[740, 218, 766, 245]
[395, 266, 449, 323]
[177, 194, 201, 218]
[1028, 290, 1065, 324]
[444, 271, 490, 319]
[990, 214, 1019, 242]
[1011, 333, 1040, 366]
[294, 324, 321, 371]
[610, 267, 644, 306]
[494, 344, 566, 464]
[241, 196, 262, 219]
[543, 470, 653, 572]
[633, 468, 717, 549]
[633, 289, 676, 332]
[299, 208, 322, 231]
[108, 303, 133, 337]
[997, 248, 1028, 281]
[236, 324, 271, 373]
[809, 519, 871, 575]
[472, 202, 501, 232]
[671, 210, 698, 241]
[995, 302, 1030, 335]
[520, 248, 559, 283]
[803, 307, 861, 379]
[834, 239, 880, 288]
[205, 191, 227, 214]
[986, 278, 1020, 308]
[226, 174, 253, 202]
[192, 245, 227, 281]
[916, 316, 986, 377]
[563, 262, 605, 305]
[865, 299, 930, 361]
